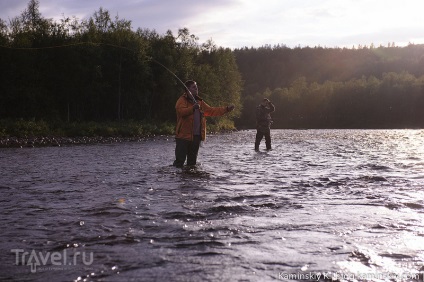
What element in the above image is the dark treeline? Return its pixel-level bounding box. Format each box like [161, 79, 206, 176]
[0, 0, 242, 130]
[1, 0, 424, 132]
[234, 44, 424, 128]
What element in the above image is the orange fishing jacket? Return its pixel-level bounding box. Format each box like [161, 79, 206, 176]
[175, 93, 229, 141]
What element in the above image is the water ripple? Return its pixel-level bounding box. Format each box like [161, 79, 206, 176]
[1, 130, 424, 281]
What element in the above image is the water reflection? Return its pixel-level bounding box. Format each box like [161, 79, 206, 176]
[0, 130, 423, 281]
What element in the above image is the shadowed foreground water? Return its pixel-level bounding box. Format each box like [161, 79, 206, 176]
[0, 130, 423, 281]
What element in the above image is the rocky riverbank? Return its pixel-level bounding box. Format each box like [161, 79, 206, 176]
[0, 120, 237, 148]
[0, 135, 172, 148]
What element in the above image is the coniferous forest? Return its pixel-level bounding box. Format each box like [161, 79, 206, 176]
[0, 0, 242, 135]
[1, 0, 424, 137]
[234, 45, 424, 129]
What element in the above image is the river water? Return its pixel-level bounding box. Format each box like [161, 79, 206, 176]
[0, 129, 423, 281]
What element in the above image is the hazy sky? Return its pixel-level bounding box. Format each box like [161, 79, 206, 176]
[1, 0, 423, 49]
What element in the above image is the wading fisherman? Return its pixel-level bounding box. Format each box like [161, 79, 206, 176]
[255, 98, 275, 151]
[173, 80, 235, 167]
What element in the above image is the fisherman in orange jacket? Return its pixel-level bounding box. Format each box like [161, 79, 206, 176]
[173, 80, 235, 167]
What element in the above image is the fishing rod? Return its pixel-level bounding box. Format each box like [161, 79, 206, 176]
[0, 41, 198, 104]
[148, 57, 197, 104]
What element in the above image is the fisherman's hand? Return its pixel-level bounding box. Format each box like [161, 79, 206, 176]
[193, 103, 200, 110]
[227, 104, 235, 112]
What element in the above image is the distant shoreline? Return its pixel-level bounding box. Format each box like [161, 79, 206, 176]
[0, 119, 237, 148]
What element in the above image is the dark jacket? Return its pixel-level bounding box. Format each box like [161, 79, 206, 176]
[256, 103, 275, 130]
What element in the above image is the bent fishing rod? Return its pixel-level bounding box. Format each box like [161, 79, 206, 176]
[148, 57, 197, 104]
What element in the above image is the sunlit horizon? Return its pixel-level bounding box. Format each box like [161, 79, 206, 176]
[1, 0, 423, 49]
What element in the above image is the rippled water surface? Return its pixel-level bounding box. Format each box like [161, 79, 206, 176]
[1, 130, 424, 281]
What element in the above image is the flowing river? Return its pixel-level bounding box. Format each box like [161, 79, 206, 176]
[0, 129, 423, 281]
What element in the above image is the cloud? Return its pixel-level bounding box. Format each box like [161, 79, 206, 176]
[0, 0, 423, 48]
[0, 0, 31, 21]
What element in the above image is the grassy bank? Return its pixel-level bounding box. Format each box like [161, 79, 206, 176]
[0, 119, 236, 147]
[0, 119, 236, 138]
[0, 119, 176, 138]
